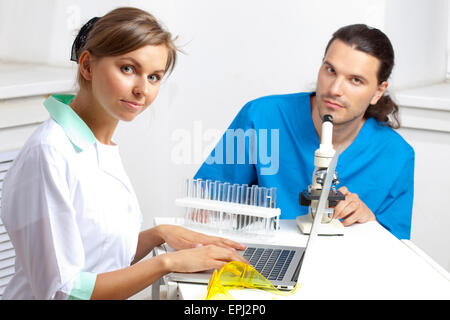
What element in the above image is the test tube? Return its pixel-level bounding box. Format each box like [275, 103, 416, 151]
[258, 187, 266, 207]
[209, 180, 216, 200]
[254, 186, 259, 207]
[216, 182, 223, 228]
[226, 184, 233, 229]
[184, 179, 191, 223]
[201, 180, 207, 199]
[205, 180, 213, 225]
[238, 184, 247, 230]
[245, 186, 252, 229]
[235, 184, 241, 203]
[184, 179, 189, 222]
[219, 182, 228, 228]
[244, 185, 250, 205]
[230, 184, 238, 203]
[243, 185, 250, 229]
[204, 179, 211, 199]
[227, 184, 232, 202]
[270, 187, 278, 230]
[240, 184, 248, 204]
[258, 187, 267, 232]
[210, 181, 219, 227]
[266, 188, 272, 207]
[198, 180, 204, 224]
[222, 182, 230, 201]
[270, 188, 277, 208]
[186, 179, 194, 224]
[254, 186, 260, 228]
[200, 180, 207, 223]
[216, 182, 222, 201]
[195, 179, 202, 198]
[229, 184, 237, 230]
[234, 183, 241, 228]
[249, 185, 256, 206]
[185, 178, 189, 197]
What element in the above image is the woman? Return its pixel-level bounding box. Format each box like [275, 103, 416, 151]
[1, 7, 246, 300]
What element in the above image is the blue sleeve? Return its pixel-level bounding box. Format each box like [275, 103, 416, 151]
[194, 102, 258, 185]
[375, 151, 415, 240]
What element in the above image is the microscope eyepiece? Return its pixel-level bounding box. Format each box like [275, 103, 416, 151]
[323, 114, 333, 123]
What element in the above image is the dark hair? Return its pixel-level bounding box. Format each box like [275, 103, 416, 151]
[325, 24, 400, 129]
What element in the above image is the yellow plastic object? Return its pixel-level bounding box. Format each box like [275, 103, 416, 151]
[206, 261, 300, 300]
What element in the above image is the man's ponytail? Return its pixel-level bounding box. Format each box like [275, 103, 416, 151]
[364, 95, 400, 129]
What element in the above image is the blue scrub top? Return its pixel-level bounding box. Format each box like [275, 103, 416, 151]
[195, 92, 415, 240]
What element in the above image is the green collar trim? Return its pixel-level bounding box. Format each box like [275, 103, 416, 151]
[43, 94, 96, 152]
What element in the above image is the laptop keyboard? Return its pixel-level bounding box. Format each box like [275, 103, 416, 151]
[243, 247, 296, 281]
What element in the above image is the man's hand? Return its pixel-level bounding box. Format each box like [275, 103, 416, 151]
[333, 186, 376, 226]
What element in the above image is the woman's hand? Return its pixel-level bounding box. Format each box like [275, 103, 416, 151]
[156, 224, 246, 251]
[153, 225, 248, 273]
[161, 244, 248, 273]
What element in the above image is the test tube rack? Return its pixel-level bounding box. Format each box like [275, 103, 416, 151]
[175, 179, 281, 234]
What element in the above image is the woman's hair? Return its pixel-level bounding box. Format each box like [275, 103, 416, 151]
[74, 7, 178, 89]
[325, 24, 400, 129]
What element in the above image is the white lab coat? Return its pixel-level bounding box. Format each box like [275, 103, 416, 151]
[1, 117, 142, 299]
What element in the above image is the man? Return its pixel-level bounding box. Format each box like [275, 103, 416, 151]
[195, 24, 414, 240]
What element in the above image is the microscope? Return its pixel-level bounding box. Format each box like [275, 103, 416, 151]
[297, 114, 345, 236]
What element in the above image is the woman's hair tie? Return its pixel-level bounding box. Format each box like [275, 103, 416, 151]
[70, 17, 100, 63]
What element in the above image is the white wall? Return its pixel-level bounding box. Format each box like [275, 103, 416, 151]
[448, 2, 450, 79]
[398, 126, 450, 273]
[383, 0, 450, 272]
[0, 0, 449, 271]
[384, 0, 448, 90]
[0, 0, 133, 67]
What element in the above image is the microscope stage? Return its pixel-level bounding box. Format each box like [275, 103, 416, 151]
[296, 215, 344, 236]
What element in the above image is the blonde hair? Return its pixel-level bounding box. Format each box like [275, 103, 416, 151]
[75, 7, 178, 89]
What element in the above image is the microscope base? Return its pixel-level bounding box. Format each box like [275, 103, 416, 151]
[296, 215, 344, 236]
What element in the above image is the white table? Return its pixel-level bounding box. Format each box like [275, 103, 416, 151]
[152, 217, 450, 300]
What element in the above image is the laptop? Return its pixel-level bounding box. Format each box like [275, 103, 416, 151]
[161, 241, 305, 290]
[162, 148, 341, 290]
